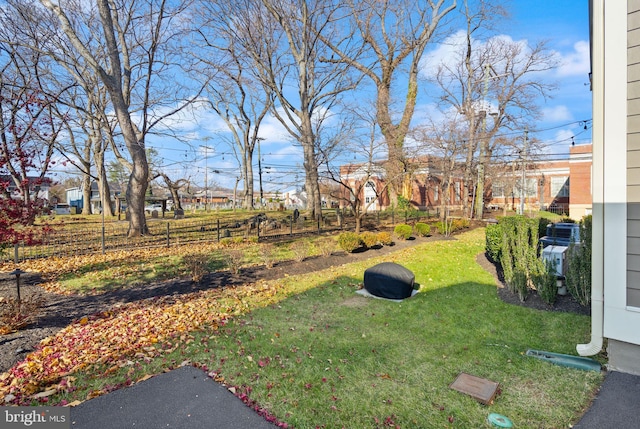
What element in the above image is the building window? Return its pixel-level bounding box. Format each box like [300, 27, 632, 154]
[364, 181, 377, 209]
[550, 176, 569, 198]
[454, 181, 461, 201]
[491, 182, 505, 198]
[514, 178, 537, 198]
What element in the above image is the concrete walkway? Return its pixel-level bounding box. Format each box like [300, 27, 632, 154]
[573, 370, 640, 429]
[70, 366, 277, 429]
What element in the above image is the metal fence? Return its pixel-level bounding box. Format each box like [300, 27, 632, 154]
[2, 209, 436, 263]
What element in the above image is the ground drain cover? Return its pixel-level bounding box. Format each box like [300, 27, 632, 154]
[449, 372, 499, 405]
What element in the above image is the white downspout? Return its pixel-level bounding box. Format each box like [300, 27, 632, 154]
[577, 0, 604, 357]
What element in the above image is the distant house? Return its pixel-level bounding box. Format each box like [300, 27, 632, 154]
[0, 174, 51, 202]
[65, 182, 122, 213]
[577, 0, 640, 375]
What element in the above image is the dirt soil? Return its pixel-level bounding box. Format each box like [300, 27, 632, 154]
[0, 232, 589, 374]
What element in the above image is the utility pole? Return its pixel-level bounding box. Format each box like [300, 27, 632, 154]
[201, 144, 213, 211]
[474, 64, 491, 220]
[257, 137, 265, 207]
[520, 128, 529, 215]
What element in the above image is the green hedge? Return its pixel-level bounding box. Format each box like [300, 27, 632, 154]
[485, 223, 502, 262]
[565, 215, 592, 306]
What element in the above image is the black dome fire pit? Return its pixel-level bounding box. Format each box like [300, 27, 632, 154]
[364, 262, 415, 300]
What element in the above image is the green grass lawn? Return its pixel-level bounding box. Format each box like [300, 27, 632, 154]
[56, 228, 602, 428]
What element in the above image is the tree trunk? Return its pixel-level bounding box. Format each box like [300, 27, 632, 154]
[462, 111, 477, 218]
[440, 176, 452, 221]
[97, 171, 113, 217]
[243, 150, 254, 210]
[159, 174, 183, 211]
[94, 146, 114, 217]
[376, 79, 416, 206]
[169, 187, 181, 211]
[81, 171, 92, 215]
[300, 113, 322, 219]
[109, 95, 148, 236]
[354, 213, 362, 234]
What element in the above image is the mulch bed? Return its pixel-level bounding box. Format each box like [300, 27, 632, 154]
[476, 253, 590, 316]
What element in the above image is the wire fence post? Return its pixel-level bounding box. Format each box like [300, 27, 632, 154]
[217, 219, 220, 242]
[166, 223, 170, 248]
[14, 243, 19, 264]
[289, 216, 293, 236]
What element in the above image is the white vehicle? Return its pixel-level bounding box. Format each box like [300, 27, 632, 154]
[144, 203, 163, 213]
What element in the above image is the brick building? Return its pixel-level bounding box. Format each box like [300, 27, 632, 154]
[488, 144, 592, 219]
[339, 144, 593, 220]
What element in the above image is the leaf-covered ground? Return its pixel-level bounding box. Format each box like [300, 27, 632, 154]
[0, 234, 443, 403]
[0, 227, 595, 425]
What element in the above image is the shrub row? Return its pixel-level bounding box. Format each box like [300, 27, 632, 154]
[337, 231, 395, 253]
[485, 215, 592, 306]
[565, 215, 592, 306]
[434, 218, 470, 236]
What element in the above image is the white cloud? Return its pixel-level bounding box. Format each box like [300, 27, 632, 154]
[257, 111, 294, 144]
[421, 31, 532, 80]
[420, 29, 468, 79]
[542, 105, 573, 122]
[537, 128, 579, 157]
[556, 41, 590, 77]
[153, 99, 227, 134]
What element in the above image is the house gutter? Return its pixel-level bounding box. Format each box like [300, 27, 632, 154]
[577, 0, 604, 357]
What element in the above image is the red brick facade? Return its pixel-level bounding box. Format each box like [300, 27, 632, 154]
[339, 144, 592, 219]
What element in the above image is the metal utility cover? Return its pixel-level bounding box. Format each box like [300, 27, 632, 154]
[449, 373, 500, 405]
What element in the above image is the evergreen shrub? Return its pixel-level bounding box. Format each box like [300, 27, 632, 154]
[338, 232, 363, 253]
[394, 224, 413, 240]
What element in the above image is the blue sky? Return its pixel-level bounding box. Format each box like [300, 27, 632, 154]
[144, 1, 593, 192]
[507, 0, 592, 149]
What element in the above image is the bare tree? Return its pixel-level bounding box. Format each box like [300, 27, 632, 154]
[412, 114, 467, 220]
[191, 6, 274, 210]
[33, 0, 195, 236]
[435, 0, 557, 218]
[321, 0, 456, 206]
[52, 80, 119, 217]
[319, 105, 392, 233]
[1, 1, 123, 218]
[215, 0, 359, 219]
